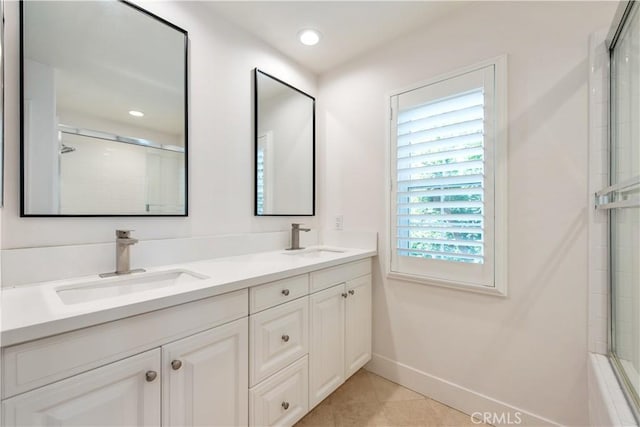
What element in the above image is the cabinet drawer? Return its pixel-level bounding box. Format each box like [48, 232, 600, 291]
[249, 356, 308, 427]
[250, 274, 309, 314]
[250, 297, 308, 386]
[2, 289, 248, 399]
[310, 259, 371, 293]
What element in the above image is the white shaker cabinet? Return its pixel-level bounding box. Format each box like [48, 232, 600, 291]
[1, 289, 249, 427]
[309, 271, 372, 409]
[248, 274, 311, 427]
[162, 318, 248, 427]
[3, 319, 249, 427]
[309, 284, 345, 408]
[1, 256, 373, 427]
[2, 349, 161, 427]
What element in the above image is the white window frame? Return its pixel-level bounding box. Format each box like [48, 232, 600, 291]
[386, 55, 508, 296]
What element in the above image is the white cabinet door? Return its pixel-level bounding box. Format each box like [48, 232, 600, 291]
[2, 349, 161, 427]
[162, 317, 248, 427]
[309, 284, 345, 409]
[345, 275, 372, 378]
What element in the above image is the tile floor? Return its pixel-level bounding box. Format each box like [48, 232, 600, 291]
[295, 369, 489, 427]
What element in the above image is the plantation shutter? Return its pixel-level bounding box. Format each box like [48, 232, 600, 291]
[390, 64, 498, 289]
[396, 88, 485, 264]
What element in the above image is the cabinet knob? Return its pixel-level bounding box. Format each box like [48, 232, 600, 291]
[145, 371, 158, 382]
[281, 289, 290, 296]
[349, 290, 355, 295]
[171, 360, 182, 370]
[282, 401, 290, 410]
[341, 292, 348, 298]
[281, 334, 290, 343]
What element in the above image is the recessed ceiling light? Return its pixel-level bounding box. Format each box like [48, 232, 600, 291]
[298, 29, 320, 46]
[129, 110, 144, 117]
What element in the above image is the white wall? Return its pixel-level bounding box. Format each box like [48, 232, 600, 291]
[2, 0, 318, 248]
[318, 2, 617, 425]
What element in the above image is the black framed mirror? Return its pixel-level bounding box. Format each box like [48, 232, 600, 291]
[0, 0, 4, 208]
[254, 69, 315, 216]
[20, 0, 188, 216]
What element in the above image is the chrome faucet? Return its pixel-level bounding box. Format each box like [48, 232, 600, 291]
[286, 223, 311, 251]
[100, 230, 145, 277]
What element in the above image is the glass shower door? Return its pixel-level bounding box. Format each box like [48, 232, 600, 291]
[605, 0, 640, 410]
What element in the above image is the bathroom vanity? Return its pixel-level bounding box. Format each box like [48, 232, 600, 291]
[0, 247, 374, 427]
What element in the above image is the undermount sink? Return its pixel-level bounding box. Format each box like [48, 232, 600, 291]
[284, 247, 346, 258]
[56, 269, 209, 305]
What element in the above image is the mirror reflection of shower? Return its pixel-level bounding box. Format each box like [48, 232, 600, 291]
[57, 125, 185, 215]
[21, 0, 187, 216]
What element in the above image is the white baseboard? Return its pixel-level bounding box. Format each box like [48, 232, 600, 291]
[366, 353, 560, 427]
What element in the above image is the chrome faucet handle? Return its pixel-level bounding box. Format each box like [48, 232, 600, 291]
[100, 229, 143, 277]
[291, 223, 311, 232]
[116, 229, 135, 238]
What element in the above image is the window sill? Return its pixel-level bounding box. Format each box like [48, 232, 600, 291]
[387, 271, 507, 297]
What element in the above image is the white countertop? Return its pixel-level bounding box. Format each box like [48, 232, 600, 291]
[1, 246, 376, 347]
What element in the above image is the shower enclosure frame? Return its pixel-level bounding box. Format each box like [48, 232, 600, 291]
[602, 0, 640, 420]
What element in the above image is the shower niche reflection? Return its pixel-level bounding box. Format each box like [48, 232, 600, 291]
[20, 1, 188, 216]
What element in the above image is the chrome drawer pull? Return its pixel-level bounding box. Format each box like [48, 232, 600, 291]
[282, 401, 290, 410]
[282, 289, 290, 296]
[282, 334, 290, 343]
[348, 290, 355, 295]
[145, 371, 157, 382]
[171, 360, 182, 370]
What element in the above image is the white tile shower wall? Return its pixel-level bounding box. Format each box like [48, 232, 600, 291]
[59, 136, 184, 215]
[1, 230, 318, 287]
[60, 136, 148, 215]
[588, 29, 609, 356]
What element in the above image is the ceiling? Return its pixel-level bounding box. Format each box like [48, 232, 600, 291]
[206, 1, 467, 74]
